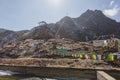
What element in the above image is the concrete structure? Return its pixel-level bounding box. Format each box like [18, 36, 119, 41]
[93, 38, 120, 52]
[93, 40, 107, 47]
[97, 71, 116, 80]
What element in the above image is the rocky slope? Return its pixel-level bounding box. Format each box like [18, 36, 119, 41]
[0, 38, 90, 58]
[0, 39, 48, 58]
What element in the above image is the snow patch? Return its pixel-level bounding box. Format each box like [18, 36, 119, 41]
[0, 70, 19, 76]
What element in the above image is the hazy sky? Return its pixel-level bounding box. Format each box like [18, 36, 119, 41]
[0, 0, 120, 31]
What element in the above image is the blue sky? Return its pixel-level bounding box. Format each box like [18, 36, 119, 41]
[0, 0, 120, 31]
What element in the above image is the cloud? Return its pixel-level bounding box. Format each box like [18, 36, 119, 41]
[110, 1, 114, 7]
[103, 1, 120, 17]
[103, 5, 120, 16]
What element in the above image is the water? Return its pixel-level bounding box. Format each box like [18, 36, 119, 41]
[0, 68, 96, 80]
[0, 74, 91, 80]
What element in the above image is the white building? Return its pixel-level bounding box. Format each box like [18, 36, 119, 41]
[93, 40, 107, 47]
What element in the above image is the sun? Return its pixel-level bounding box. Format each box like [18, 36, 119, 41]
[49, 0, 62, 7]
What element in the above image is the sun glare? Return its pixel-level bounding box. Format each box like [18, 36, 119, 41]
[49, 0, 62, 7]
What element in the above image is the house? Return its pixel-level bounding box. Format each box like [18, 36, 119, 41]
[93, 38, 120, 52]
[93, 40, 107, 47]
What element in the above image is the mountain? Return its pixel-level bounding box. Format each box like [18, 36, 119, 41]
[50, 10, 120, 41]
[0, 28, 28, 46]
[16, 30, 29, 37]
[52, 16, 81, 40]
[75, 10, 119, 36]
[0, 28, 18, 46]
[21, 21, 54, 40]
[0, 22, 54, 46]
[0, 9, 120, 46]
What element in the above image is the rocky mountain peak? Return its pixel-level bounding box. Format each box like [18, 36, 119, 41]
[59, 16, 73, 23]
[78, 10, 105, 19]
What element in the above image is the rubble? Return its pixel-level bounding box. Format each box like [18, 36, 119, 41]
[0, 39, 48, 58]
[0, 38, 119, 59]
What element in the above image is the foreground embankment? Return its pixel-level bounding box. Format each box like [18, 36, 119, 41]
[0, 58, 119, 70]
[0, 58, 119, 80]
